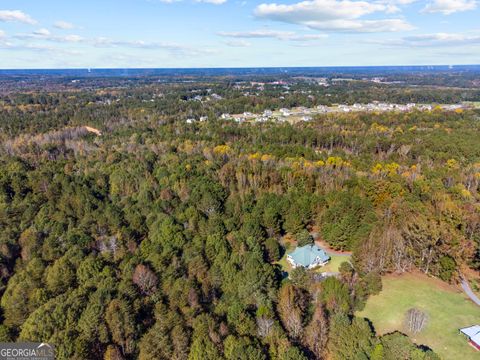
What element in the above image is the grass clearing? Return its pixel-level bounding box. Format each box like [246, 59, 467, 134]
[314, 253, 350, 273]
[276, 253, 293, 273]
[358, 272, 480, 360]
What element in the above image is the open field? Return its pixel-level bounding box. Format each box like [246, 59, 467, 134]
[358, 272, 480, 360]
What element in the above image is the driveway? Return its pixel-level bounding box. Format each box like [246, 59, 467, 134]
[461, 278, 480, 306]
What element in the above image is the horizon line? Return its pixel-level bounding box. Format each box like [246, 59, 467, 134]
[1, 64, 480, 71]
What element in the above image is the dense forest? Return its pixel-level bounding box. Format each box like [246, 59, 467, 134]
[0, 72, 479, 359]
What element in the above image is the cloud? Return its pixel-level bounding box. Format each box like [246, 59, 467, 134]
[54, 21, 75, 30]
[380, 0, 417, 4]
[0, 30, 12, 48]
[2, 34, 212, 59]
[401, 32, 480, 46]
[371, 32, 480, 47]
[422, 0, 477, 15]
[0, 41, 81, 56]
[218, 29, 328, 41]
[289, 33, 329, 41]
[15, 29, 84, 43]
[93, 37, 215, 56]
[0, 10, 37, 25]
[224, 39, 251, 47]
[219, 29, 296, 40]
[33, 28, 51, 37]
[5, 25, 213, 58]
[63, 35, 84, 42]
[254, 0, 415, 32]
[375, 0, 418, 11]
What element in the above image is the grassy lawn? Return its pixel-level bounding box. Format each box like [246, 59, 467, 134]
[314, 253, 351, 273]
[276, 253, 293, 273]
[358, 272, 480, 360]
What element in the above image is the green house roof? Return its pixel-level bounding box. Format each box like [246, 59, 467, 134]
[288, 245, 330, 267]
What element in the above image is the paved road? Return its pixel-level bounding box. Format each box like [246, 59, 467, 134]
[461, 278, 480, 306]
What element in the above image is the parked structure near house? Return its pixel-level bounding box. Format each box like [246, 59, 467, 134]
[460, 325, 480, 350]
[287, 245, 330, 269]
[312, 272, 339, 282]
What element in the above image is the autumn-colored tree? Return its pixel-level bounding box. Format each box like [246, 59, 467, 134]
[104, 345, 124, 360]
[277, 283, 308, 340]
[132, 264, 158, 295]
[105, 299, 136, 356]
[303, 305, 328, 360]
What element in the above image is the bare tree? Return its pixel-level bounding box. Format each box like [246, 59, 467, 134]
[257, 316, 274, 338]
[404, 308, 428, 334]
[132, 264, 158, 295]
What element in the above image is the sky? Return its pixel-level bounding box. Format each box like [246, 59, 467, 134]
[0, 0, 479, 68]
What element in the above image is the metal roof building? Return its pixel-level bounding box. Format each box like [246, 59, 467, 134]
[287, 245, 330, 269]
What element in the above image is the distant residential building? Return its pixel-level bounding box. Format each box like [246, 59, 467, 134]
[442, 104, 462, 111]
[316, 105, 329, 113]
[232, 115, 245, 123]
[280, 108, 291, 116]
[287, 245, 330, 269]
[371, 77, 384, 83]
[317, 78, 329, 86]
[460, 325, 480, 350]
[419, 104, 433, 111]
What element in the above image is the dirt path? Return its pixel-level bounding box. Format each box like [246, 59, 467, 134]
[313, 237, 353, 256]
